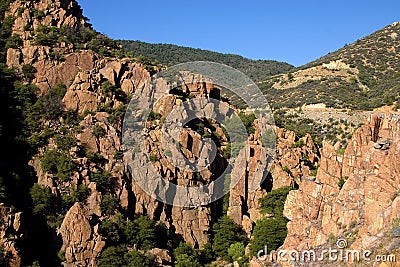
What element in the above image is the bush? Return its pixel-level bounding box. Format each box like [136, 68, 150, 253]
[337, 148, 346, 155]
[259, 186, 292, 216]
[100, 194, 119, 216]
[22, 64, 37, 80]
[124, 250, 154, 267]
[212, 215, 247, 261]
[97, 246, 154, 267]
[62, 109, 78, 125]
[173, 242, 201, 267]
[41, 150, 75, 181]
[40, 149, 59, 174]
[30, 183, 55, 216]
[125, 215, 156, 250]
[148, 110, 161, 121]
[228, 242, 247, 264]
[54, 134, 77, 151]
[101, 81, 116, 96]
[114, 150, 124, 160]
[338, 176, 348, 190]
[92, 124, 106, 138]
[238, 112, 256, 135]
[148, 154, 158, 163]
[250, 217, 288, 255]
[100, 219, 124, 245]
[98, 246, 127, 267]
[175, 254, 201, 267]
[62, 184, 90, 209]
[90, 171, 112, 192]
[5, 34, 22, 49]
[86, 151, 105, 164]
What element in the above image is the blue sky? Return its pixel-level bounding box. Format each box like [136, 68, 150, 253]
[78, 0, 399, 66]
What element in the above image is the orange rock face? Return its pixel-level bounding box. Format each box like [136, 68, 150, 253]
[283, 114, 400, 255]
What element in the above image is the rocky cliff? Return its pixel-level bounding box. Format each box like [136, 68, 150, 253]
[1, 1, 321, 264]
[2, 1, 400, 267]
[280, 114, 400, 264]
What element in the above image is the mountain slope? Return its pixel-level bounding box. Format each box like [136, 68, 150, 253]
[260, 22, 400, 110]
[119, 40, 294, 82]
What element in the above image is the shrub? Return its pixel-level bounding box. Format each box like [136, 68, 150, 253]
[175, 253, 201, 267]
[282, 166, 292, 176]
[250, 217, 288, 255]
[238, 112, 256, 135]
[56, 152, 75, 181]
[90, 171, 112, 192]
[114, 150, 124, 160]
[212, 215, 247, 261]
[101, 81, 116, 95]
[97, 246, 154, 267]
[41, 150, 75, 181]
[62, 184, 90, 209]
[148, 110, 161, 121]
[98, 246, 127, 267]
[148, 154, 158, 163]
[92, 124, 106, 138]
[86, 151, 105, 164]
[228, 242, 247, 266]
[337, 148, 346, 155]
[100, 194, 119, 216]
[40, 149, 59, 174]
[124, 250, 154, 267]
[173, 242, 201, 267]
[22, 64, 37, 80]
[30, 183, 55, 216]
[259, 186, 292, 216]
[5, 34, 22, 49]
[338, 176, 348, 190]
[54, 134, 77, 151]
[100, 219, 124, 245]
[125, 215, 156, 250]
[291, 139, 304, 148]
[62, 109, 78, 125]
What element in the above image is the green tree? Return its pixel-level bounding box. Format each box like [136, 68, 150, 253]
[259, 186, 292, 216]
[124, 250, 153, 267]
[212, 215, 247, 261]
[175, 254, 201, 267]
[89, 171, 112, 192]
[100, 194, 119, 216]
[30, 183, 55, 216]
[54, 134, 77, 151]
[41, 150, 75, 181]
[92, 124, 106, 138]
[99, 219, 124, 245]
[250, 217, 288, 256]
[40, 149, 59, 174]
[22, 64, 37, 81]
[125, 215, 156, 250]
[97, 246, 127, 267]
[228, 242, 246, 262]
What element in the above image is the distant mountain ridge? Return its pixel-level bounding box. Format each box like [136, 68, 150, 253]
[119, 40, 294, 82]
[259, 22, 400, 110]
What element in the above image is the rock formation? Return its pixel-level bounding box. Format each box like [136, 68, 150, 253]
[283, 114, 400, 260]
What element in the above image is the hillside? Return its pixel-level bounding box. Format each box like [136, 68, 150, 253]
[1, 0, 400, 266]
[259, 22, 400, 110]
[119, 40, 294, 82]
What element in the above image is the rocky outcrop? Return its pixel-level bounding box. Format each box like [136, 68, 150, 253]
[228, 126, 319, 234]
[58, 203, 105, 267]
[282, 114, 400, 256]
[0, 205, 24, 266]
